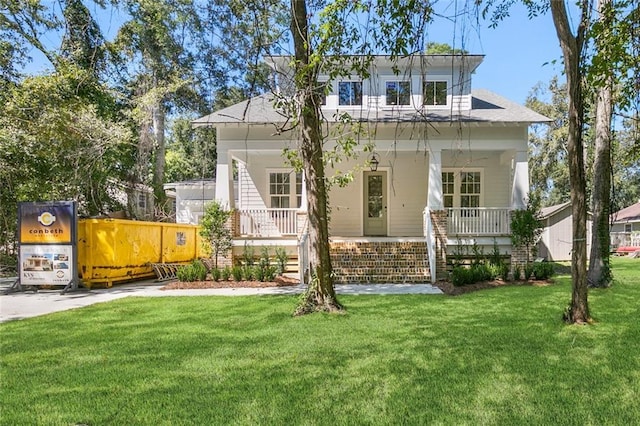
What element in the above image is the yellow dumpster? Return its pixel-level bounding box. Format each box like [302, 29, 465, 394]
[77, 219, 204, 288]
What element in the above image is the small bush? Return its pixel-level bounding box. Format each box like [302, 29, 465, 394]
[451, 264, 494, 286]
[221, 266, 231, 281]
[253, 265, 265, 282]
[211, 268, 221, 282]
[264, 265, 277, 282]
[242, 244, 255, 266]
[231, 266, 243, 281]
[524, 264, 535, 280]
[532, 262, 555, 280]
[242, 265, 254, 281]
[177, 260, 208, 282]
[275, 247, 288, 275]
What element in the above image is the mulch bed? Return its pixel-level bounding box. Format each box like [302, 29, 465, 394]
[433, 279, 553, 296]
[160, 275, 300, 290]
[162, 274, 551, 295]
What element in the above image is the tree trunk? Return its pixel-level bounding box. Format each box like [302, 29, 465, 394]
[152, 101, 167, 210]
[550, 0, 591, 324]
[290, 0, 343, 315]
[588, 0, 613, 288]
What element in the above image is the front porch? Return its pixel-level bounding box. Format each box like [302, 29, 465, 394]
[229, 207, 514, 283]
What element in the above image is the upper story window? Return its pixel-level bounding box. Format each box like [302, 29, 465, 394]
[338, 81, 362, 106]
[385, 81, 410, 106]
[423, 81, 447, 106]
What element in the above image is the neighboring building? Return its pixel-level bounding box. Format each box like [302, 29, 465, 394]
[164, 179, 239, 225]
[611, 201, 640, 248]
[537, 202, 592, 261]
[193, 54, 550, 283]
[106, 180, 155, 220]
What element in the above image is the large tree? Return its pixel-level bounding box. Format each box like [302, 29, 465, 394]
[587, 0, 614, 288]
[550, 0, 591, 323]
[113, 0, 203, 212]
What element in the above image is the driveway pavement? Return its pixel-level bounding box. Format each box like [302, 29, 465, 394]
[0, 278, 442, 323]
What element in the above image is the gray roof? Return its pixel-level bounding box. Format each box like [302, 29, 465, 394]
[540, 202, 571, 219]
[612, 202, 640, 223]
[192, 89, 551, 127]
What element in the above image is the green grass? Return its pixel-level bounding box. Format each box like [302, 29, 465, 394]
[1, 258, 639, 425]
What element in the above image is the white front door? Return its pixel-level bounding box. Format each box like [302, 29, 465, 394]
[364, 171, 387, 236]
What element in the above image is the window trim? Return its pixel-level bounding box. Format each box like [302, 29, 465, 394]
[423, 80, 449, 107]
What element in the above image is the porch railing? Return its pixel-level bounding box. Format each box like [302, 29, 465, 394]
[447, 208, 511, 236]
[238, 208, 299, 237]
[611, 231, 640, 248]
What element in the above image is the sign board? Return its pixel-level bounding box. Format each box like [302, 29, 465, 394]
[18, 201, 78, 290]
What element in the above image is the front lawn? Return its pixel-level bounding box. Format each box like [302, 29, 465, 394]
[1, 258, 638, 425]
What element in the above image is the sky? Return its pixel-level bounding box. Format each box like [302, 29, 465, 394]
[24, 1, 566, 106]
[424, 2, 565, 104]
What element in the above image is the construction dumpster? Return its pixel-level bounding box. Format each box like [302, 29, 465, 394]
[78, 219, 204, 288]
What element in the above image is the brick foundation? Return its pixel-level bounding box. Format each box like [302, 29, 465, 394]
[330, 241, 431, 284]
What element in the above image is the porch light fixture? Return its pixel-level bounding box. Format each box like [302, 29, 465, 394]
[368, 152, 380, 172]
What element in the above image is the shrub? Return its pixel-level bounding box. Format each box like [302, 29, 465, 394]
[231, 266, 243, 281]
[254, 265, 265, 282]
[451, 264, 494, 286]
[264, 265, 277, 282]
[532, 262, 555, 280]
[176, 259, 208, 282]
[242, 265, 254, 281]
[274, 246, 288, 275]
[524, 264, 535, 280]
[242, 244, 255, 266]
[221, 266, 231, 281]
[211, 268, 221, 282]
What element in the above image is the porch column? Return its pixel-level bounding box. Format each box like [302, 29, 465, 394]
[428, 149, 443, 210]
[511, 151, 529, 209]
[215, 151, 234, 209]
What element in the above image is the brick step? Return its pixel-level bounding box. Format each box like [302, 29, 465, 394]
[329, 241, 431, 284]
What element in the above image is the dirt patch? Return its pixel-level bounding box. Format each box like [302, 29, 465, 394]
[161, 275, 300, 290]
[433, 279, 553, 296]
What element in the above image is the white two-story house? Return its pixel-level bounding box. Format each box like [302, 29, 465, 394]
[193, 55, 549, 283]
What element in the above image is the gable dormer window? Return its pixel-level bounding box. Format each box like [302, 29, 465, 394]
[385, 81, 411, 106]
[423, 81, 447, 106]
[338, 81, 362, 106]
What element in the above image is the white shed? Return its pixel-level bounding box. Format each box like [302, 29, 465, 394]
[537, 202, 592, 261]
[164, 180, 238, 225]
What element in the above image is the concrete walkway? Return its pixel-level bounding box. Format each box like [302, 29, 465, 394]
[0, 278, 442, 323]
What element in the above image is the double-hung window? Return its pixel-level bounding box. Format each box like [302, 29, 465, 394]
[441, 170, 482, 211]
[338, 81, 362, 106]
[423, 81, 447, 106]
[269, 171, 303, 208]
[385, 81, 411, 106]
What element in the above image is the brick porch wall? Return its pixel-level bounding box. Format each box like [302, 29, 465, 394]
[330, 241, 430, 284]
